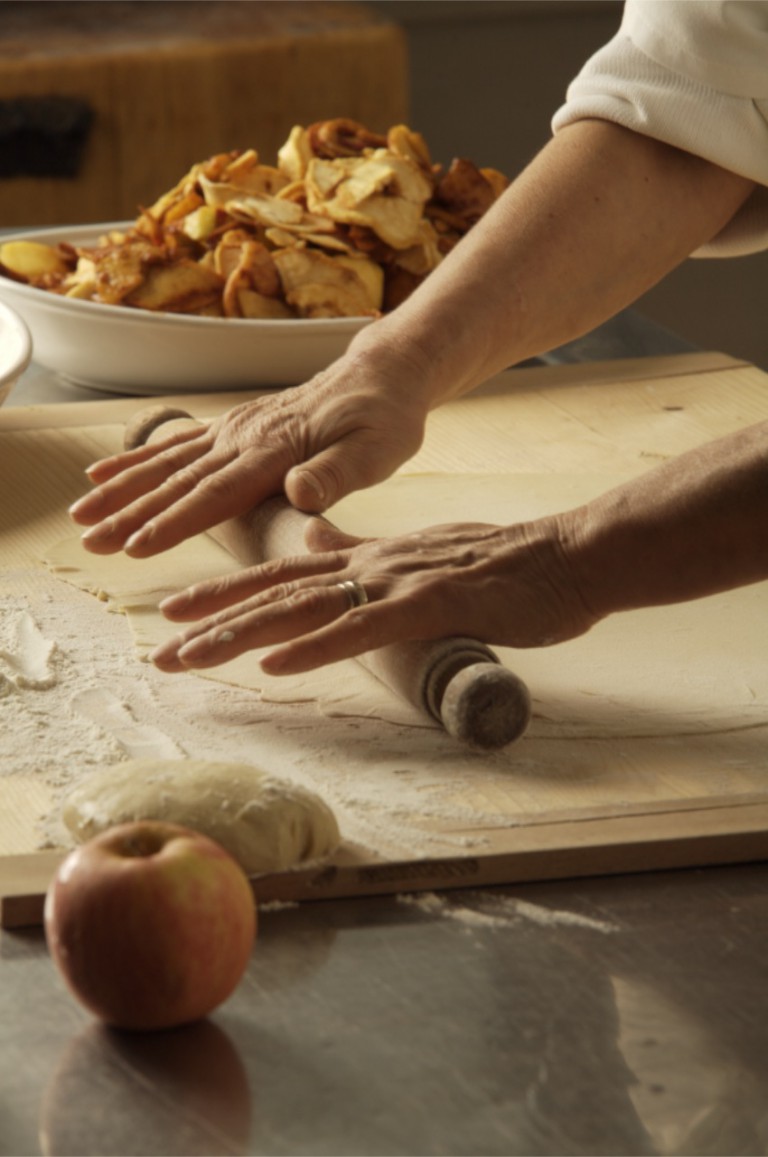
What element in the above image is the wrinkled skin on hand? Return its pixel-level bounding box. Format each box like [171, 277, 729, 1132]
[69, 350, 430, 558]
[150, 515, 597, 677]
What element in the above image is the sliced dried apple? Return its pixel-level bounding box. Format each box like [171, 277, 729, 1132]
[333, 255, 384, 311]
[0, 240, 71, 280]
[277, 126, 313, 181]
[305, 152, 432, 249]
[286, 282, 371, 319]
[125, 261, 223, 313]
[237, 288, 294, 319]
[274, 247, 377, 317]
[181, 205, 221, 243]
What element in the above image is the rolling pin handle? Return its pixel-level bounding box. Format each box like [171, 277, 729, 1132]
[438, 662, 532, 750]
[123, 405, 198, 451]
[421, 640, 532, 749]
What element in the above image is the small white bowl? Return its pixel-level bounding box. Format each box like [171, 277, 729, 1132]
[0, 299, 33, 405]
[0, 223, 372, 396]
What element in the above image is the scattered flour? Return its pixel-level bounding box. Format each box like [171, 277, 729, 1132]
[4, 569, 521, 858]
[0, 591, 126, 788]
[397, 890, 619, 934]
[0, 609, 58, 690]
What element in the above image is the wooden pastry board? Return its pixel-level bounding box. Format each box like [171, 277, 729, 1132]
[3, 352, 768, 927]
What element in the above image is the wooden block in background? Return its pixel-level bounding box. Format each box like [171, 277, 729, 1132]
[0, 0, 408, 226]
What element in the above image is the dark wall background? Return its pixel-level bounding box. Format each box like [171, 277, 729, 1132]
[370, 1, 768, 369]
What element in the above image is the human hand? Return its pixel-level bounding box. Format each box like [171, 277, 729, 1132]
[149, 515, 597, 676]
[68, 343, 429, 558]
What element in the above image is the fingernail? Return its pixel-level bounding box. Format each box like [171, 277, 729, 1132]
[260, 649, 285, 675]
[125, 522, 155, 554]
[81, 517, 115, 543]
[296, 469, 325, 503]
[69, 493, 99, 517]
[178, 628, 235, 662]
[159, 590, 190, 614]
[149, 638, 180, 663]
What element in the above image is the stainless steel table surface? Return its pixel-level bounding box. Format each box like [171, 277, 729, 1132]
[3, 866, 768, 1157]
[3, 315, 767, 1157]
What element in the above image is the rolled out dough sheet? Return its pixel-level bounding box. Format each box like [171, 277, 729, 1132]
[44, 529, 426, 728]
[45, 470, 768, 744]
[2, 466, 766, 860]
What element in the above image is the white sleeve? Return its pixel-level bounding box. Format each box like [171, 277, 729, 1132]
[551, 0, 768, 257]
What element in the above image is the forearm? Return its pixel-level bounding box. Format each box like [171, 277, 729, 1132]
[69, 120, 759, 555]
[348, 120, 755, 409]
[562, 421, 768, 619]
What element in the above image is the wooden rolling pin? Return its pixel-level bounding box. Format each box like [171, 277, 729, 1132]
[124, 405, 532, 749]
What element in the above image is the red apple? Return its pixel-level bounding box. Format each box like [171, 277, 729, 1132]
[44, 821, 256, 1031]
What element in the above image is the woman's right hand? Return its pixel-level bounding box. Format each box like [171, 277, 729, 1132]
[68, 337, 431, 559]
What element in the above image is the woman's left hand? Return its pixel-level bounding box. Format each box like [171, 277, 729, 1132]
[150, 515, 596, 676]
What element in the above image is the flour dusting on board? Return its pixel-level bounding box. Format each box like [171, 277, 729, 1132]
[0, 590, 125, 789]
[2, 567, 519, 857]
[0, 609, 58, 690]
[6, 556, 768, 864]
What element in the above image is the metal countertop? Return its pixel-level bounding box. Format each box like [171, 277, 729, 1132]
[4, 866, 768, 1156]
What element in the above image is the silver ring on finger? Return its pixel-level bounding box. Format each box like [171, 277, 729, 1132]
[336, 579, 369, 611]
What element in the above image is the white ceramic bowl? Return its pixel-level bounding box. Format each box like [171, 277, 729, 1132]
[0, 299, 33, 404]
[0, 223, 372, 395]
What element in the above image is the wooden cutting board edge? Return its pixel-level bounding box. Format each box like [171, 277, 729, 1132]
[0, 351, 748, 433]
[5, 794, 768, 930]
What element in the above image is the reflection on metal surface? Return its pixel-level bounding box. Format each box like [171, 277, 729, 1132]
[613, 975, 765, 1155]
[39, 1018, 252, 1156]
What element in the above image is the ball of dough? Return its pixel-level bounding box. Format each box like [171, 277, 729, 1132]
[61, 759, 340, 875]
